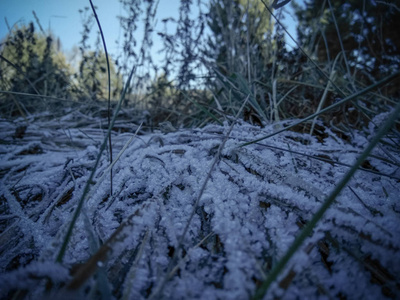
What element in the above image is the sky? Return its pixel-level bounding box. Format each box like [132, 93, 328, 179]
[0, 0, 299, 65]
[0, 0, 181, 57]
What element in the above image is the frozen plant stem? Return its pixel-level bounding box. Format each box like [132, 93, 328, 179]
[252, 96, 400, 299]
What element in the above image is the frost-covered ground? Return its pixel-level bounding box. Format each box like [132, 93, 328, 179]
[0, 110, 399, 299]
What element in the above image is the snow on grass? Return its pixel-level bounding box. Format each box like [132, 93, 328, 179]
[0, 113, 399, 299]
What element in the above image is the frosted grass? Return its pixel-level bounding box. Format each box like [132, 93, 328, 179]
[0, 112, 399, 299]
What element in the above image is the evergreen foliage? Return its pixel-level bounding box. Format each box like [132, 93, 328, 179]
[294, 0, 400, 81]
[0, 23, 73, 113]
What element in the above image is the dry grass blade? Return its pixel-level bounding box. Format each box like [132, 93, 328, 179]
[66, 207, 145, 290]
[121, 230, 149, 300]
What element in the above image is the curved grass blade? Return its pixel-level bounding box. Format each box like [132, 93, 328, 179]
[89, 0, 113, 195]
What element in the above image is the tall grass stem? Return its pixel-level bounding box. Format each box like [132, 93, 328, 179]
[89, 0, 113, 196]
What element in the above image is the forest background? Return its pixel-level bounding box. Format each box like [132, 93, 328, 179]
[1, 0, 399, 131]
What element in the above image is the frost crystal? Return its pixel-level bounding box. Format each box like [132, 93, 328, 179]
[0, 116, 399, 299]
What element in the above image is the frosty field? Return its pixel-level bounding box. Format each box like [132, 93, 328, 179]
[0, 110, 399, 299]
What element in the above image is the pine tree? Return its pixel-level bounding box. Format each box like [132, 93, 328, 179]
[1, 22, 72, 99]
[294, 0, 400, 78]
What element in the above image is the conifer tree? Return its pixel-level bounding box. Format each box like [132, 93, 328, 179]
[1, 22, 72, 99]
[294, 0, 400, 79]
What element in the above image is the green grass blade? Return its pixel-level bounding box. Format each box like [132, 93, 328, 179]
[89, 0, 113, 196]
[252, 98, 400, 300]
[56, 65, 136, 263]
